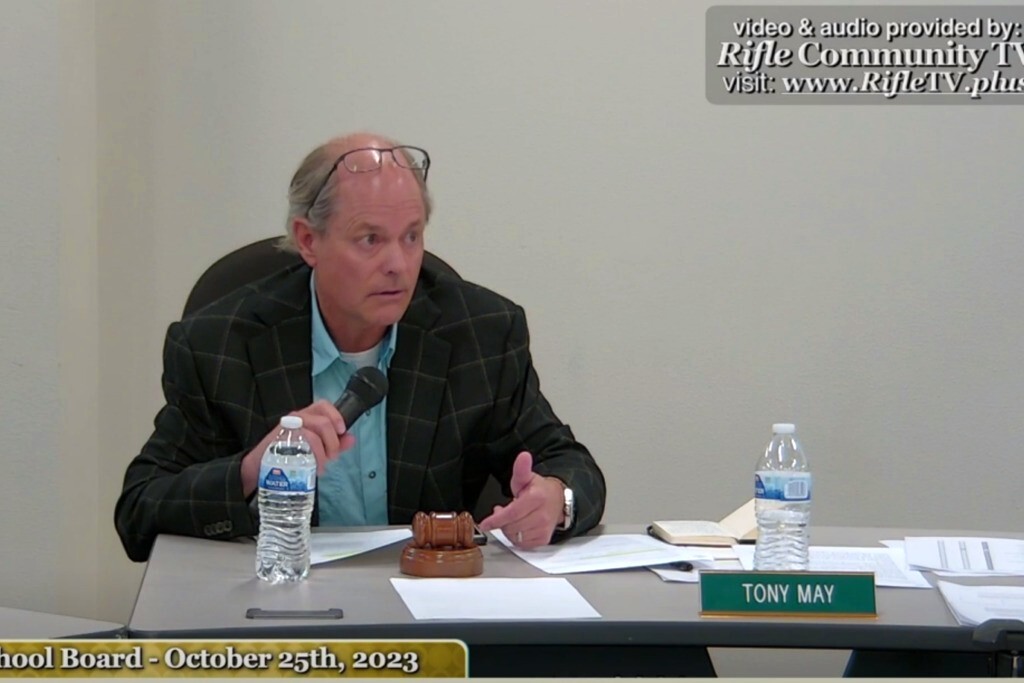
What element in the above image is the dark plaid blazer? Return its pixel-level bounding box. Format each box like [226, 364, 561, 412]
[115, 259, 606, 561]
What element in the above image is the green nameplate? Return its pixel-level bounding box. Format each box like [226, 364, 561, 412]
[700, 571, 877, 618]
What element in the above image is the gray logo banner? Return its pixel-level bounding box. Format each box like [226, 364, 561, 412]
[707, 5, 1024, 104]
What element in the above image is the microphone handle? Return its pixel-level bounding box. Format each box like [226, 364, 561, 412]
[334, 391, 369, 430]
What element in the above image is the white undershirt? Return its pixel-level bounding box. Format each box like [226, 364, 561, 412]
[338, 344, 381, 370]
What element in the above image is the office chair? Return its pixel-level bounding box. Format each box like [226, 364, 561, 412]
[183, 236, 507, 519]
[183, 236, 459, 316]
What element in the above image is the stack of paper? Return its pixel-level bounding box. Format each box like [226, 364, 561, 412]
[309, 528, 412, 565]
[649, 558, 745, 583]
[904, 537, 1024, 576]
[937, 581, 1024, 626]
[491, 530, 715, 574]
[730, 545, 932, 588]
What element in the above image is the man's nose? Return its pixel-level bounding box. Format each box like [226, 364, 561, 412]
[381, 240, 408, 275]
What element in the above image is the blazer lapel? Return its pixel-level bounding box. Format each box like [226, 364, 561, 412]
[387, 288, 451, 521]
[246, 266, 314, 443]
[240, 264, 452, 522]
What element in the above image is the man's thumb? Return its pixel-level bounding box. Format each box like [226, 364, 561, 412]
[510, 451, 534, 496]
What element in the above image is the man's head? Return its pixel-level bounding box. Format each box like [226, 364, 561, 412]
[286, 133, 432, 352]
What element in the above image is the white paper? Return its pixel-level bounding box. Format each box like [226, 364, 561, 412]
[309, 528, 412, 565]
[884, 539, 1020, 578]
[649, 566, 700, 583]
[649, 559, 745, 583]
[732, 545, 931, 588]
[687, 546, 742, 561]
[492, 530, 715, 574]
[904, 537, 1024, 575]
[937, 580, 1024, 626]
[390, 577, 601, 620]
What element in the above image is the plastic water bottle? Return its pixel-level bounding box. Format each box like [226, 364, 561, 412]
[256, 415, 316, 583]
[753, 423, 812, 571]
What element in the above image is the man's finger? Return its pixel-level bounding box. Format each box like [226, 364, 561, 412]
[305, 399, 347, 434]
[300, 414, 340, 457]
[338, 433, 356, 453]
[516, 526, 553, 549]
[478, 495, 539, 532]
[509, 451, 535, 496]
[301, 433, 329, 475]
[476, 504, 507, 532]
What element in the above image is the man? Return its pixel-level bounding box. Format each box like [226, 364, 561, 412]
[115, 133, 606, 562]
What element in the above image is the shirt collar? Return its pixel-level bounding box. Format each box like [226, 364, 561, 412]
[310, 271, 397, 376]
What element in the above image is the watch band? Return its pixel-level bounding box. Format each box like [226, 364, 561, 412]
[556, 485, 575, 531]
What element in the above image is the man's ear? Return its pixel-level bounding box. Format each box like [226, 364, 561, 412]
[292, 217, 318, 268]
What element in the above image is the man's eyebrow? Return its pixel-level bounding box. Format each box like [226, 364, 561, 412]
[347, 221, 380, 233]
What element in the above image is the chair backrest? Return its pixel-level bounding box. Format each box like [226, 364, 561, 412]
[183, 237, 459, 317]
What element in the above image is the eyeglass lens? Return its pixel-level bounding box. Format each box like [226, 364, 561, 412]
[343, 147, 428, 173]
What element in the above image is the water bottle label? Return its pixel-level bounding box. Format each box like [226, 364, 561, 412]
[755, 471, 811, 501]
[259, 464, 315, 493]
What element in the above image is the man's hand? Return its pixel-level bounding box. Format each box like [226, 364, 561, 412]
[240, 400, 356, 497]
[478, 451, 566, 548]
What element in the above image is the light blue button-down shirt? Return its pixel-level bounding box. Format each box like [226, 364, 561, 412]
[309, 273, 395, 526]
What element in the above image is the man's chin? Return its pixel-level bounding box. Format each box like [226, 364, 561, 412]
[372, 299, 413, 326]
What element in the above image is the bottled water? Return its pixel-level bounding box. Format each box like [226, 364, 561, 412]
[256, 415, 316, 583]
[753, 423, 812, 571]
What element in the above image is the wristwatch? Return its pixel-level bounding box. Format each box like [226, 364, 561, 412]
[556, 485, 576, 531]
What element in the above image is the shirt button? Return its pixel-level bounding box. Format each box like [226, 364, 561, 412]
[368, 471, 377, 479]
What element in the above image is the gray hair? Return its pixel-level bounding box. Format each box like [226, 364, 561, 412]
[279, 137, 433, 252]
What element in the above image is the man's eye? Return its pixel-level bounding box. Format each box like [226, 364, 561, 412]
[359, 234, 378, 246]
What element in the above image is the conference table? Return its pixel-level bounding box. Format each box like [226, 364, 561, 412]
[127, 525, 1024, 677]
[0, 607, 123, 640]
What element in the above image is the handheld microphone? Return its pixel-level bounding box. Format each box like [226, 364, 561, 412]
[333, 367, 389, 430]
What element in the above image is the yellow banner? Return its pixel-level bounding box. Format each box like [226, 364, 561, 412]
[0, 640, 466, 677]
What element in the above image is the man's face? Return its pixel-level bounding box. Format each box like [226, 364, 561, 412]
[301, 163, 426, 351]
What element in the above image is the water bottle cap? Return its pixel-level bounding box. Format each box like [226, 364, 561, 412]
[280, 415, 303, 430]
[772, 423, 796, 434]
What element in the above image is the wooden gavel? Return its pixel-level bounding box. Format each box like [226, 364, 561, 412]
[411, 511, 477, 550]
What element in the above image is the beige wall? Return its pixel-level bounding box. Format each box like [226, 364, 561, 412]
[3, 3, 1023, 665]
[0, 0, 61, 613]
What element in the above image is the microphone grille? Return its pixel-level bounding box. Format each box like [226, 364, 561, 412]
[348, 366, 389, 406]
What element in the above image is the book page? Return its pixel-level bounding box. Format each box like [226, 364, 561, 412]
[654, 521, 730, 538]
[718, 499, 757, 540]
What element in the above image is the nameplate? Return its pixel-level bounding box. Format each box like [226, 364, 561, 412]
[699, 571, 877, 617]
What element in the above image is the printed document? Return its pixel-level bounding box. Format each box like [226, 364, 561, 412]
[492, 530, 715, 574]
[937, 580, 1024, 626]
[904, 537, 1024, 575]
[732, 545, 931, 588]
[649, 558, 745, 583]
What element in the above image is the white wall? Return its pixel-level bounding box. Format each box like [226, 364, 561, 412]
[0, 0, 64, 614]
[0, 0, 100, 619]
[4, 0, 1023, 653]
[58, 0, 100, 619]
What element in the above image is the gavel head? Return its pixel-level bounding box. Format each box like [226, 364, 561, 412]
[412, 511, 476, 549]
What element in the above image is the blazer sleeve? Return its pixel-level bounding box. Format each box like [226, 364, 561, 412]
[114, 321, 257, 562]
[483, 306, 606, 538]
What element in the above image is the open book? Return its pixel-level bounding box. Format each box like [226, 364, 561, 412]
[649, 499, 757, 546]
